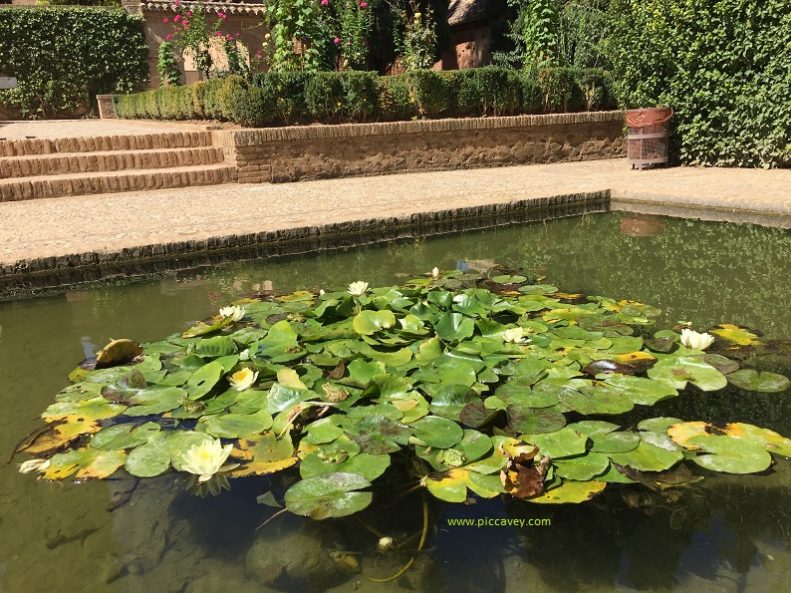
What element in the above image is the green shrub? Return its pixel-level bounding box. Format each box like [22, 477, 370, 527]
[376, 75, 416, 121]
[340, 71, 378, 121]
[113, 67, 614, 126]
[0, 6, 148, 117]
[304, 72, 345, 120]
[606, 0, 791, 167]
[519, 70, 542, 113]
[406, 70, 453, 118]
[225, 84, 277, 127]
[450, 67, 523, 116]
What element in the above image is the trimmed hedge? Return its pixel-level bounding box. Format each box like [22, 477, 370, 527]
[113, 67, 616, 126]
[0, 6, 148, 118]
[607, 0, 791, 168]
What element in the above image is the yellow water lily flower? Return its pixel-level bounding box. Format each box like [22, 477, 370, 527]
[347, 281, 369, 296]
[219, 305, 245, 321]
[229, 367, 258, 391]
[181, 439, 233, 482]
[680, 328, 715, 351]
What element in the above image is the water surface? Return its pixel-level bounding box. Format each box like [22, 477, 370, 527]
[1, 211, 789, 593]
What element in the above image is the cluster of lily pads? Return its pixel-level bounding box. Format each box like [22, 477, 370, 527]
[17, 268, 791, 519]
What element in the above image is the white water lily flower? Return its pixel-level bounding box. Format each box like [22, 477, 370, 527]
[219, 305, 245, 321]
[229, 367, 258, 391]
[503, 327, 528, 344]
[19, 458, 50, 474]
[181, 439, 233, 482]
[239, 348, 251, 361]
[347, 281, 369, 296]
[680, 328, 715, 351]
[319, 289, 326, 296]
[431, 267, 440, 278]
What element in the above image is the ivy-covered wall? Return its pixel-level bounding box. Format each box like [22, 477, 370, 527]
[0, 6, 149, 118]
[606, 0, 791, 168]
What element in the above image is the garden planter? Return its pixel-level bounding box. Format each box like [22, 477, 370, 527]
[626, 107, 673, 169]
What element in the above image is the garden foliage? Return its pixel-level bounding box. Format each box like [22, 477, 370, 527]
[606, 0, 791, 168]
[0, 6, 148, 117]
[113, 66, 615, 125]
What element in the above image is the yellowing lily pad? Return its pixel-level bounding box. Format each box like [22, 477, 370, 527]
[711, 324, 760, 346]
[527, 480, 606, 504]
[231, 433, 298, 477]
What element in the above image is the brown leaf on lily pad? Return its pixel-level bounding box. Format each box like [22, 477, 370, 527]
[327, 361, 346, 380]
[499, 441, 550, 499]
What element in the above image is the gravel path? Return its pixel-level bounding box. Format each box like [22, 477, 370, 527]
[1, 158, 790, 266]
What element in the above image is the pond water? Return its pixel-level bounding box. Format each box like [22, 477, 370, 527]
[1, 211, 790, 593]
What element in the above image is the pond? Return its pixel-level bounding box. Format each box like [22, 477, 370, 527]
[1, 210, 789, 593]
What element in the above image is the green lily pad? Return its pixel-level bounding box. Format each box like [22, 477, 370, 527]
[300, 452, 390, 481]
[186, 361, 225, 400]
[411, 416, 464, 448]
[647, 356, 727, 391]
[608, 439, 683, 472]
[685, 434, 772, 474]
[554, 453, 610, 480]
[727, 369, 790, 393]
[125, 386, 186, 416]
[507, 406, 567, 434]
[193, 335, 237, 358]
[523, 427, 588, 459]
[125, 433, 171, 477]
[200, 409, 273, 438]
[352, 310, 397, 335]
[284, 472, 373, 519]
[91, 422, 160, 450]
[435, 312, 475, 342]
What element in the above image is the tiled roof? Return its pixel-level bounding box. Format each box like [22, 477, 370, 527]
[448, 0, 488, 27]
[140, 1, 267, 15]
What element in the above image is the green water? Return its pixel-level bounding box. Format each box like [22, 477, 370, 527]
[1, 211, 790, 593]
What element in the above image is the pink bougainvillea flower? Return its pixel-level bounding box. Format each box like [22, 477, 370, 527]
[174, 14, 181, 21]
[186, 10, 193, 16]
[182, 20, 189, 27]
[214, 31, 222, 36]
[333, 37, 340, 45]
[320, 0, 329, 5]
[173, 0, 180, 5]
[235, 32, 241, 38]
[162, 17, 169, 23]
[359, 1, 368, 6]
[165, 33, 173, 41]
[226, 34, 234, 41]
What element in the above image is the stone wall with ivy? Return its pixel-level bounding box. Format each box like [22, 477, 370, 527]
[0, 6, 148, 118]
[606, 0, 791, 168]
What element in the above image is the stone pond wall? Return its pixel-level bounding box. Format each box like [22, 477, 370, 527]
[220, 111, 626, 183]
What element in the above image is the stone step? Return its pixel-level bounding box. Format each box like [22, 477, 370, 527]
[0, 131, 215, 157]
[0, 147, 225, 179]
[0, 164, 237, 202]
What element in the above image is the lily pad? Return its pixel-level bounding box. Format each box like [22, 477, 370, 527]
[726, 369, 790, 393]
[527, 480, 606, 504]
[352, 310, 396, 335]
[411, 416, 464, 449]
[523, 427, 588, 459]
[284, 472, 373, 519]
[647, 356, 727, 391]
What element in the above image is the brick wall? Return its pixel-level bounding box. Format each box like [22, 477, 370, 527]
[224, 111, 626, 184]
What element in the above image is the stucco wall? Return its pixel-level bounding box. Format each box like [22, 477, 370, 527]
[132, 2, 268, 88]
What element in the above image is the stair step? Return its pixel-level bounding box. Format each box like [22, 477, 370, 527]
[0, 131, 215, 157]
[0, 164, 237, 202]
[0, 147, 225, 179]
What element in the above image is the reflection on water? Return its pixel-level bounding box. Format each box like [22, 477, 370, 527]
[0, 211, 790, 593]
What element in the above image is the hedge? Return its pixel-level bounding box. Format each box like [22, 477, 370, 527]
[607, 0, 791, 168]
[113, 66, 616, 126]
[0, 6, 148, 118]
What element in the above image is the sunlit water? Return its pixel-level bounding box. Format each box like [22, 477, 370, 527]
[1, 211, 789, 593]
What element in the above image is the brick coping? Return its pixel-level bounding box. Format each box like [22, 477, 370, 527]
[225, 110, 624, 145]
[0, 191, 609, 298]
